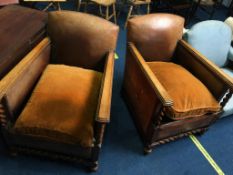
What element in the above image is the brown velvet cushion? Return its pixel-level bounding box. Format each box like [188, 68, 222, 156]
[147, 62, 221, 120]
[14, 64, 102, 147]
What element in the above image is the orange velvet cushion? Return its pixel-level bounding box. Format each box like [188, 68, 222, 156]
[14, 64, 102, 147]
[147, 62, 221, 120]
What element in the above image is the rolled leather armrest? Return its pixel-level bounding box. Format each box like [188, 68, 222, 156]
[128, 42, 173, 107]
[0, 38, 50, 120]
[95, 51, 115, 123]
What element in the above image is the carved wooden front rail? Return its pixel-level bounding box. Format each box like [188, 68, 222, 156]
[220, 89, 233, 108]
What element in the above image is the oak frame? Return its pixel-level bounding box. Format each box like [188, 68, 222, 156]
[122, 40, 233, 154]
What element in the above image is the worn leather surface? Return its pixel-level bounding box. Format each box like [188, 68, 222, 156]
[91, 0, 115, 6]
[14, 65, 102, 148]
[0, 5, 47, 79]
[127, 13, 184, 61]
[0, 0, 18, 6]
[48, 11, 119, 72]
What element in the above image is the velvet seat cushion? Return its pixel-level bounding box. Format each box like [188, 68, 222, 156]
[14, 64, 102, 147]
[147, 62, 221, 120]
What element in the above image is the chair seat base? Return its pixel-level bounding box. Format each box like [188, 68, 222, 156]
[143, 127, 208, 154]
[121, 87, 219, 154]
[8, 145, 97, 171]
[2, 129, 96, 170]
[151, 127, 207, 147]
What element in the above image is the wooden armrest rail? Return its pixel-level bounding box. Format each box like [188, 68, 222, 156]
[0, 37, 51, 118]
[0, 37, 51, 98]
[128, 42, 173, 106]
[95, 51, 115, 123]
[179, 40, 233, 91]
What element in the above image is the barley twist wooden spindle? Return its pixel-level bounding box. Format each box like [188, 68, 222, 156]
[0, 103, 7, 128]
[156, 107, 166, 126]
[220, 89, 233, 108]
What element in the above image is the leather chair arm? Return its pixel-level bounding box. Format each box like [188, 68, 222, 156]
[0, 38, 50, 121]
[175, 40, 233, 100]
[128, 42, 173, 107]
[95, 51, 115, 123]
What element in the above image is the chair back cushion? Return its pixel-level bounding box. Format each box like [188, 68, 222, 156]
[127, 14, 184, 61]
[48, 11, 119, 71]
[185, 20, 231, 67]
[0, 0, 18, 6]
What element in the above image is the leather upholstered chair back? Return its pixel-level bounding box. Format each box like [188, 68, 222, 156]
[0, 0, 18, 6]
[48, 11, 119, 71]
[127, 14, 184, 62]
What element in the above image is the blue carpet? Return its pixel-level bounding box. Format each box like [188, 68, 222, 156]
[1, 2, 232, 174]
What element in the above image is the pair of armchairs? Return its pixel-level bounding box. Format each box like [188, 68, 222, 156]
[184, 19, 233, 117]
[122, 14, 233, 153]
[0, 11, 119, 171]
[1, 11, 232, 171]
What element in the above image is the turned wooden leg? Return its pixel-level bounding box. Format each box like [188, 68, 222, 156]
[113, 4, 117, 24]
[209, 4, 216, 19]
[99, 5, 104, 16]
[105, 6, 109, 20]
[144, 145, 152, 155]
[124, 5, 133, 28]
[84, 1, 88, 12]
[77, 0, 82, 11]
[147, 3, 150, 14]
[43, 2, 53, 11]
[89, 161, 99, 172]
[56, 2, 61, 11]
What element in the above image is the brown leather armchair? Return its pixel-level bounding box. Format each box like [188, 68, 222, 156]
[122, 14, 233, 154]
[0, 11, 119, 171]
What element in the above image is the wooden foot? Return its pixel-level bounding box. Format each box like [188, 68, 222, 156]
[195, 128, 207, 136]
[124, 5, 133, 28]
[89, 162, 98, 172]
[144, 146, 152, 155]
